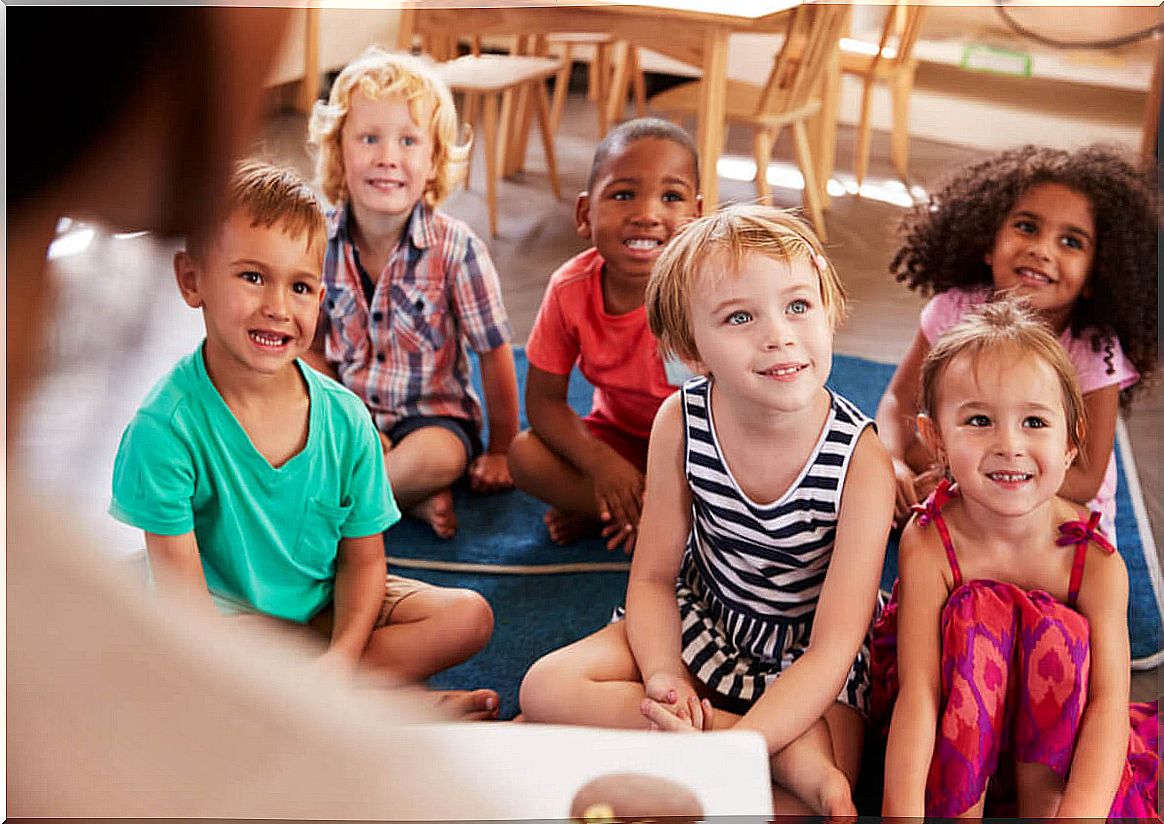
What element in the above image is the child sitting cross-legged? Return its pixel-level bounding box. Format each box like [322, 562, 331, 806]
[507, 118, 702, 554]
[519, 205, 895, 815]
[110, 160, 498, 720]
[306, 47, 520, 540]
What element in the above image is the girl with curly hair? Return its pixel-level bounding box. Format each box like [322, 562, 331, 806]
[876, 144, 1158, 532]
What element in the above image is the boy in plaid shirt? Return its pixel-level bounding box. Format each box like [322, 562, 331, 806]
[306, 48, 519, 539]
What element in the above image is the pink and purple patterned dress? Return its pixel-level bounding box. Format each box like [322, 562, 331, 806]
[870, 481, 1159, 818]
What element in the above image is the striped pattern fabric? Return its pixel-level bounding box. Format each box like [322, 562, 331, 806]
[677, 375, 873, 712]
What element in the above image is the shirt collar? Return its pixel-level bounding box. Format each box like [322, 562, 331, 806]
[329, 200, 435, 251]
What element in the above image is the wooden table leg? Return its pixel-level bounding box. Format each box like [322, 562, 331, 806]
[395, 4, 415, 52]
[696, 25, 729, 208]
[483, 92, 501, 237]
[296, 7, 321, 114]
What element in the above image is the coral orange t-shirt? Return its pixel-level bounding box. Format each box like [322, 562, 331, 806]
[525, 247, 678, 441]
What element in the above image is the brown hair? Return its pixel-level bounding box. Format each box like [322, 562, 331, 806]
[646, 203, 846, 363]
[892, 143, 1158, 407]
[920, 295, 1086, 457]
[186, 159, 326, 261]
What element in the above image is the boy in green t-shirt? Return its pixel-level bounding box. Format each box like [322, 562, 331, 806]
[111, 160, 497, 718]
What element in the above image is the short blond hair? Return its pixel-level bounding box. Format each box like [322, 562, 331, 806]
[308, 47, 469, 208]
[920, 296, 1086, 457]
[186, 159, 326, 261]
[646, 204, 847, 363]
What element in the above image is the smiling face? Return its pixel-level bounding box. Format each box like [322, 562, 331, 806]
[924, 346, 1076, 519]
[688, 251, 833, 414]
[577, 136, 701, 289]
[176, 209, 325, 383]
[986, 182, 1095, 332]
[341, 91, 436, 221]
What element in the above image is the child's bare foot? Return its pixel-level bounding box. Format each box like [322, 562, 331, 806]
[432, 688, 500, 721]
[543, 508, 600, 545]
[407, 489, 457, 539]
[816, 770, 857, 818]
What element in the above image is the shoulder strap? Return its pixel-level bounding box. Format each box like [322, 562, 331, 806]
[1057, 510, 1116, 605]
[911, 479, 962, 588]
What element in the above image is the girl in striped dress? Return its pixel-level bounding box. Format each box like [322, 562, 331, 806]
[519, 205, 895, 815]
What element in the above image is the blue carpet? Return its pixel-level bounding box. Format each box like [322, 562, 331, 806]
[387, 349, 1163, 716]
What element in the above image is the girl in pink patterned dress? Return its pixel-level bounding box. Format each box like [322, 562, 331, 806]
[872, 297, 1158, 818]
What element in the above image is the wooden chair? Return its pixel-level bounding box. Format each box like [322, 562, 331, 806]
[546, 33, 647, 137]
[839, 1, 927, 189]
[433, 54, 563, 237]
[648, 4, 851, 240]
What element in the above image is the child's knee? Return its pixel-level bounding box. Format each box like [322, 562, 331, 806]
[518, 649, 568, 721]
[446, 588, 493, 652]
[506, 429, 547, 488]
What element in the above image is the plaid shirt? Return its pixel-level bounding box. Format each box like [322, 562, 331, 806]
[322, 202, 512, 433]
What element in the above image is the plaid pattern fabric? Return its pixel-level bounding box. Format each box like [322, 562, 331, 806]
[322, 203, 512, 433]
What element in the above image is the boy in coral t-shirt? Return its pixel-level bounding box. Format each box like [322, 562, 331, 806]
[508, 119, 701, 553]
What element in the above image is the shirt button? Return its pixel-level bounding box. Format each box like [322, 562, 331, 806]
[372, 311, 383, 322]
[376, 353, 385, 363]
[370, 394, 380, 405]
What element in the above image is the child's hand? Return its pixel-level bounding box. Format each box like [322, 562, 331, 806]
[891, 458, 920, 528]
[469, 452, 514, 494]
[641, 695, 716, 732]
[591, 457, 645, 552]
[643, 673, 699, 723]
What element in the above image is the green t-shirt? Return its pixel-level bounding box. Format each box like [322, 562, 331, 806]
[110, 344, 400, 622]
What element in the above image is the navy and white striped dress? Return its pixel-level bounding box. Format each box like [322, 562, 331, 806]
[677, 375, 873, 714]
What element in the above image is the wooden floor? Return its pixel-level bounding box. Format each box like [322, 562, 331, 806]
[19, 85, 1160, 698]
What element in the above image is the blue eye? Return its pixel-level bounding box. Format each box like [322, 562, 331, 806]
[402, 135, 417, 147]
[662, 191, 684, 202]
[359, 134, 378, 146]
[787, 298, 809, 315]
[726, 310, 752, 326]
[611, 190, 633, 201]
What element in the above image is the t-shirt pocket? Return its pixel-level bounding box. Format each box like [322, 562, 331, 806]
[392, 281, 450, 353]
[324, 285, 366, 360]
[294, 497, 353, 575]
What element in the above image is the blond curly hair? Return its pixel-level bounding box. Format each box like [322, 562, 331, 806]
[308, 47, 469, 209]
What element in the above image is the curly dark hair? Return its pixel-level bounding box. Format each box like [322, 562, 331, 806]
[890, 143, 1159, 406]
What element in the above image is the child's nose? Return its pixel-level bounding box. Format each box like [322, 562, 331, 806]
[263, 289, 290, 319]
[993, 427, 1024, 456]
[762, 314, 792, 348]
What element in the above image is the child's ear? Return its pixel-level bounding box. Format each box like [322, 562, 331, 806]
[916, 413, 944, 465]
[575, 192, 592, 240]
[693, 193, 704, 219]
[173, 251, 204, 309]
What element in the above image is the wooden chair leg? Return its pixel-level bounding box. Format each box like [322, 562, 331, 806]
[629, 46, 647, 117]
[533, 80, 562, 200]
[482, 93, 500, 237]
[594, 41, 611, 136]
[462, 92, 478, 191]
[549, 43, 573, 135]
[890, 69, 913, 183]
[498, 88, 515, 177]
[853, 74, 875, 193]
[792, 119, 827, 242]
[752, 128, 775, 205]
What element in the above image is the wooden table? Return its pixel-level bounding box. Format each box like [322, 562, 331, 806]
[398, 0, 837, 208]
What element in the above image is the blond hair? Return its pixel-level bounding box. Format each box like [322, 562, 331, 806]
[920, 296, 1086, 457]
[646, 203, 847, 363]
[186, 159, 326, 261]
[308, 47, 469, 208]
